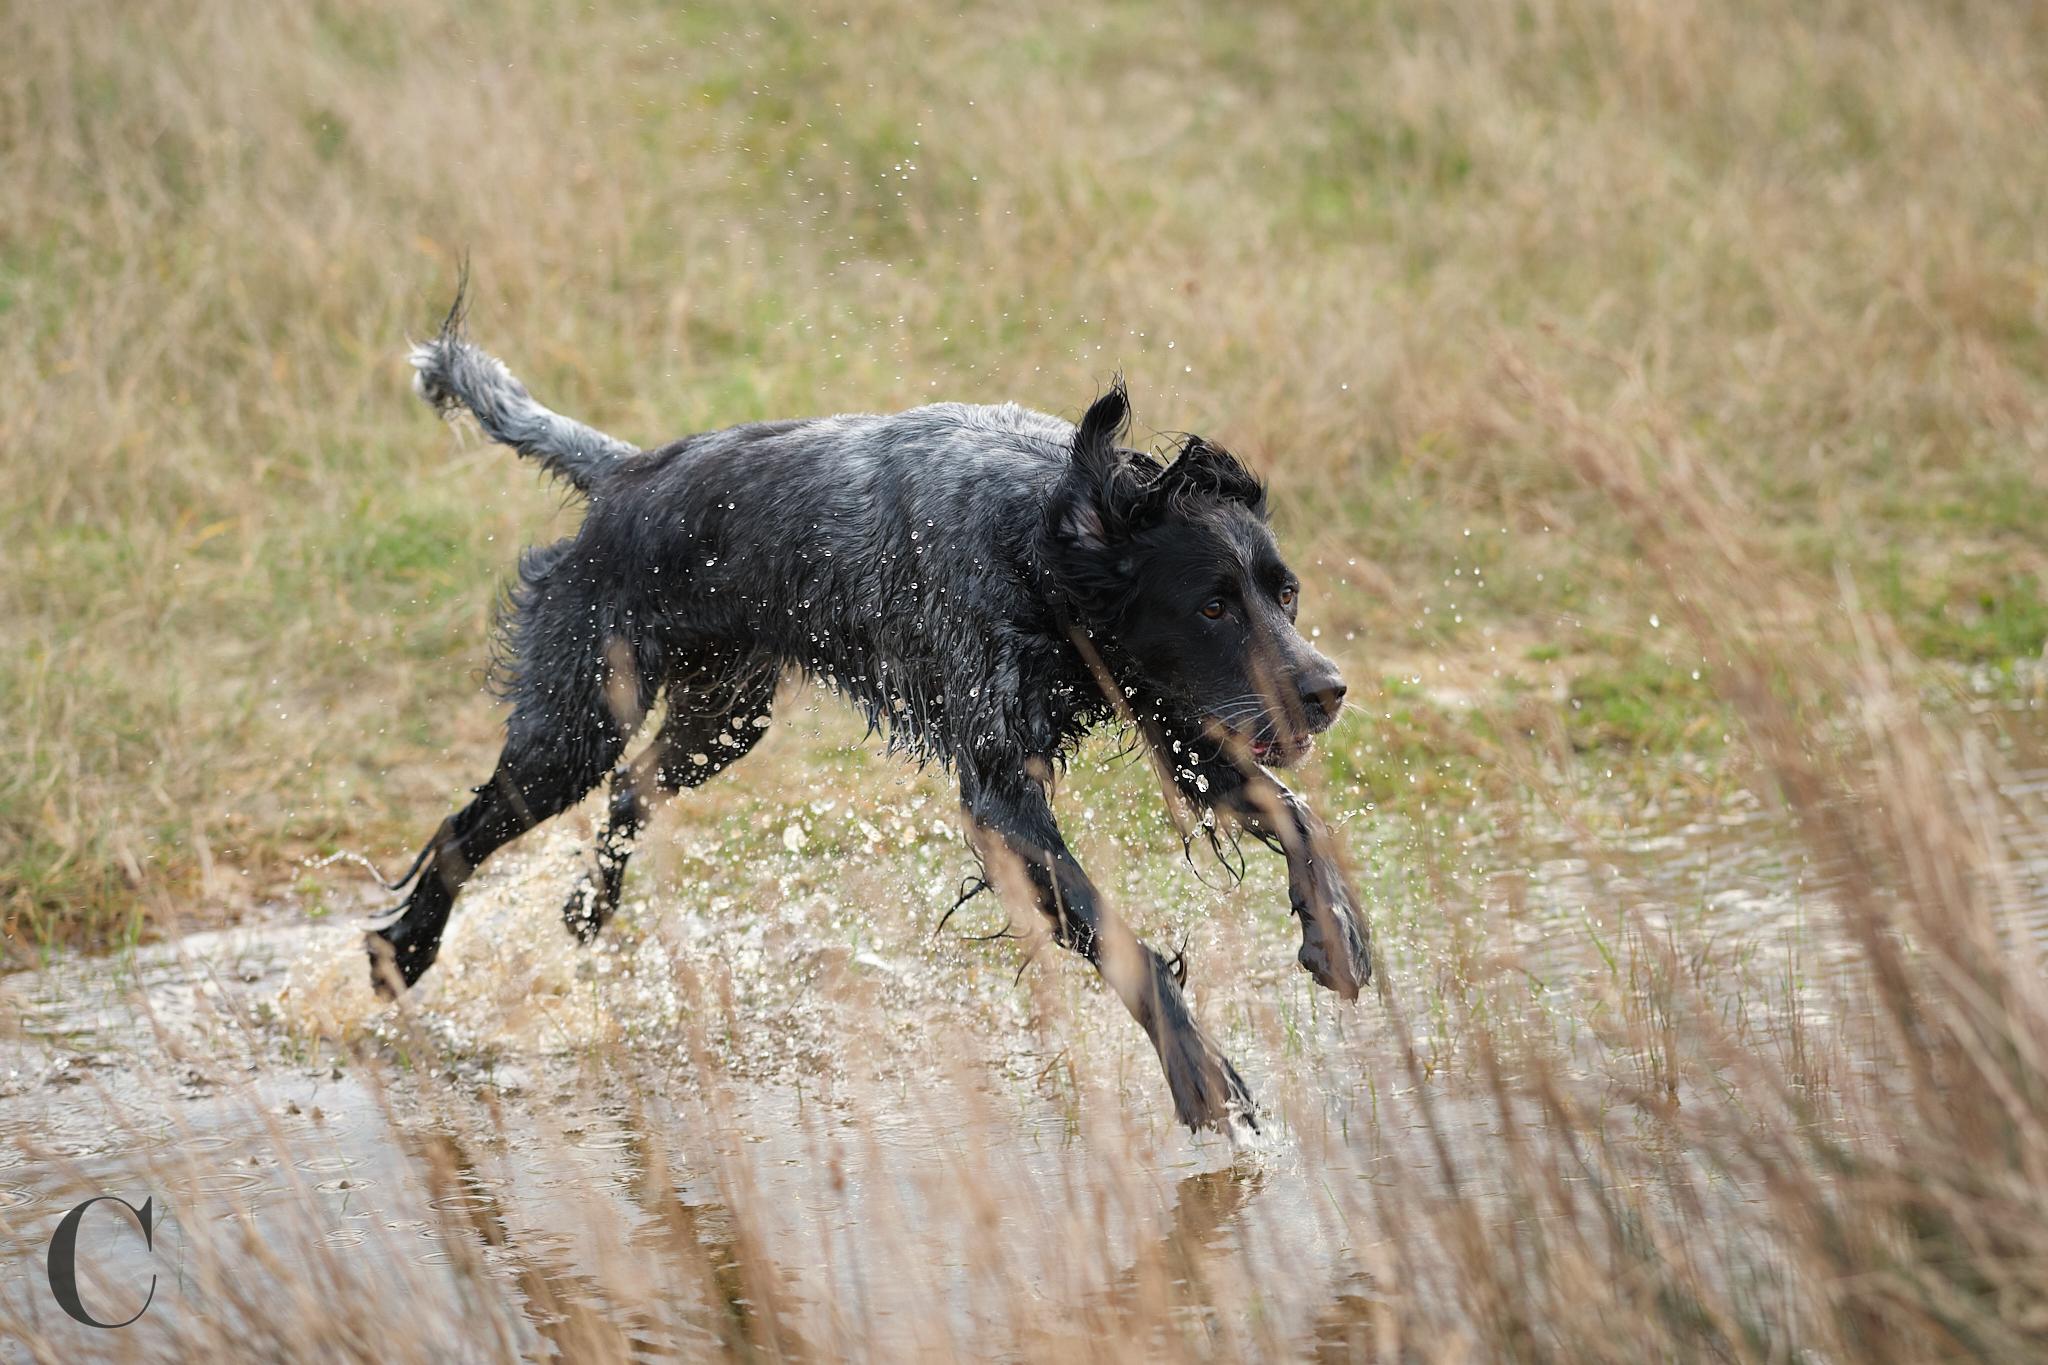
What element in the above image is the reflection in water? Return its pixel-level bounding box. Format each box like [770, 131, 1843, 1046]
[1090, 1165, 1265, 1343]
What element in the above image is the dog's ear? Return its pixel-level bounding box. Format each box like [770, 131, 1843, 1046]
[1073, 379, 1131, 480]
[1154, 434, 1267, 516]
[1054, 378, 1138, 549]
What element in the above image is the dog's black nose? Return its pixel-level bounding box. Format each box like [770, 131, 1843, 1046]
[1299, 672, 1347, 725]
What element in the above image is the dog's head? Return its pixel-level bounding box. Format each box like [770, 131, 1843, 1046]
[1042, 381, 1346, 768]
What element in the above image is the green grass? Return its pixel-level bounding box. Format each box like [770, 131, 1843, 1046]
[1883, 563, 2048, 666]
[1565, 653, 1725, 754]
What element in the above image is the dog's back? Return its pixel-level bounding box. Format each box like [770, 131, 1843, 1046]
[581, 401, 1100, 764]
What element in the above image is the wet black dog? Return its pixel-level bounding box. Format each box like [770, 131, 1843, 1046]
[369, 285, 1370, 1131]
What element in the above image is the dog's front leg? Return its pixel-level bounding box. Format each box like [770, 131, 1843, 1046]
[1164, 751, 1371, 1000]
[961, 767, 1254, 1133]
[1241, 777, 1372, 1000]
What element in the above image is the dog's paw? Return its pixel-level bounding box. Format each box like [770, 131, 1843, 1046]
[1292, 873, 1371, 1000]
[1161, 1033, 1258, 1134]
[366, 920, 437, 1000]
[560, 872, 619, 945]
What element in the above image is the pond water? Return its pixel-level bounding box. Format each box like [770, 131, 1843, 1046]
[2, 699, 2041, 1359]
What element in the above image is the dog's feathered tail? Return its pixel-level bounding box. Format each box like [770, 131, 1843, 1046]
[408, 272, 636, 494]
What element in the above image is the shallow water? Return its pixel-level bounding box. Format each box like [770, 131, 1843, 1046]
[3, 700, 2042, 1359]
[0, 810, 1373, 1359]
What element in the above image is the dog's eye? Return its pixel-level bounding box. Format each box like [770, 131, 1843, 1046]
[1200, 599, 1226, 620]
[1278, 585, 1297, 610]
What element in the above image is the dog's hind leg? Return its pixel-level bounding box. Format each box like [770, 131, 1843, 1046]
[368, 641, 649, 996]
[563, 663, 779, 942]
[961, 764, 1254, 1133]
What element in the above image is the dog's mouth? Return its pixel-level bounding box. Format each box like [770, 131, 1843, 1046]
[1251, 734, 1314, 767]
[1207, 722, 1314, 768]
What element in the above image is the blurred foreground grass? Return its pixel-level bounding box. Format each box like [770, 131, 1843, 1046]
[3, 0, 2045, 956]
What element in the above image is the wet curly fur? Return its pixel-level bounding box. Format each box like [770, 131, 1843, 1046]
[369, 279, 1373, 1132]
